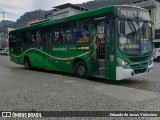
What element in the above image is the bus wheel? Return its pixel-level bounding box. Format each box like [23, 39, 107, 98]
[74, 61, 88, 78]
[24, 57, 32, 69]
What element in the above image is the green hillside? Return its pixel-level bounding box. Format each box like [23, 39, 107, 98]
[13, 10, 45, 28]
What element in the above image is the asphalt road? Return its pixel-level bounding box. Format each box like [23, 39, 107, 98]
[0, 56, 160, 120]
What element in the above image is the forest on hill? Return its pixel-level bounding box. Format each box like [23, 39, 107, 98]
[0, 10, 45, 32]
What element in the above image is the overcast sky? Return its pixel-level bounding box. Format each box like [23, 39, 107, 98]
[0, 0, 92, 22]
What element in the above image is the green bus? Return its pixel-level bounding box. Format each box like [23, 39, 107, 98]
[9, 5, 154, 80]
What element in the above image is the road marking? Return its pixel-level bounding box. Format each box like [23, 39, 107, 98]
[95, 84, 160, 101]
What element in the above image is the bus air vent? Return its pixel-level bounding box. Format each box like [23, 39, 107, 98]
[128, 56, 150, 62]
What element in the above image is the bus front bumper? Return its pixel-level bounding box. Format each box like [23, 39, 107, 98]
[116, 63, 154, 80]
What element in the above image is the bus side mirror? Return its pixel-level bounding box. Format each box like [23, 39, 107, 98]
[120, 21, 125, 35]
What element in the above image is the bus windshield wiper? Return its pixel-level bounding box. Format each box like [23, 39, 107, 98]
[130, 21, 140, 44]
[127, 20, 134, 33]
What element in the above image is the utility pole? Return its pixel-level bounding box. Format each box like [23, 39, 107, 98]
[130, 0, 132, 5]
[1, 11, 6, 47]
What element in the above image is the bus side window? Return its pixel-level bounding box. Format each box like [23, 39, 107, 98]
[54, 32, 59, 44]
[22, 32, 29, 46]
[57, 33, 63, 44]
[110, 20, 115, 53]
[53, 26, 64, 45]
[29, 30, 41, 47]
[9, 33, 22, 52]
[43, 27, 52, 49]
[73, 20, 89, 44]
[73, 22, 83, 43]
[62, 24, 72, 44]
[16, 35, 20, 48]
[35, 30, 41, 46]
[32, 34, 35, 45]
[9, 34, 15, 48]
[24, 32, 32, 46]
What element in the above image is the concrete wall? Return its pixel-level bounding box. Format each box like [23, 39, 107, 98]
[52, 7, 83, 19]
[154, 1, 160, 30]
[148, 7, 156, 38]
[148, 1, 160, 39]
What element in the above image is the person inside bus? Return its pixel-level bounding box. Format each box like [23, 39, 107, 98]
[45, 33, 52, 49]
[119, 33, 127, 50]
[126, 32, 136, 44]
[32, 35, 36, 45]
[74, 31, 83, 42]
[76, 26, 89, 43]
[63, 34, 71, 44]
[35, 31, 41, 46]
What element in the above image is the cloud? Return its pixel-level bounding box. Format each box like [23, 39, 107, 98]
[0, 0, 33, 21]
[0, 0, 91, 21]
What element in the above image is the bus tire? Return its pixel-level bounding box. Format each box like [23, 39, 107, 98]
[24, 57, 32, 70]
[74, 60, 88, 78]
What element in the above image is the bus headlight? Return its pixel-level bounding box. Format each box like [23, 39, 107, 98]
[149, 57, 154, 65]
[117, 58, 130, 69]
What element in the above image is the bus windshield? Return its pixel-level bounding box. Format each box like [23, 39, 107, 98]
[119, 20, 152, 55]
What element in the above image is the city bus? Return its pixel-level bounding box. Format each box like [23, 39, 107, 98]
[9, 5, 154, 80]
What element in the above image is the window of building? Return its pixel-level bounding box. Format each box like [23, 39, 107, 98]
[148, 10, 151, 17]
[155, 29, 160, 39]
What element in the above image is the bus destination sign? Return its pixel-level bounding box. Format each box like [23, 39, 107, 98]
[118, 8, 150, 21]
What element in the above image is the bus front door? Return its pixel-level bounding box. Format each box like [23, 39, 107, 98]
[91, 21, 108, 78]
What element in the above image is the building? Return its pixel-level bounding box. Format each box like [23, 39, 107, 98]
[45, 3, 88, 19]
[0, 28, 15, 48]
[133, 0, 160, 48]
[8, 28, 15, 33]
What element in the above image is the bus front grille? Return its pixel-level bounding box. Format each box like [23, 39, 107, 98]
[130, 62, 148, 68]
[134, 68, 147, 74]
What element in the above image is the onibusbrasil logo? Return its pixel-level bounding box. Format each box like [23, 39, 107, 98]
[1, 112, 42, 118]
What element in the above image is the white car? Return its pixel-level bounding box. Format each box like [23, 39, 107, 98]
[1, 47, 9, 55]
[153, 48, 160, 62]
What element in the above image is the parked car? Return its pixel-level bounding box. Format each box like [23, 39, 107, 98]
[0, 48, 4, 55]
[1, 47, 9, 55]
[153, 48, 160, 62]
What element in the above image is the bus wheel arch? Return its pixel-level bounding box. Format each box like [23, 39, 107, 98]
[24, 56, 32, 69]
[73, 59, 88, 78]
[156, 56, 160, 62]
